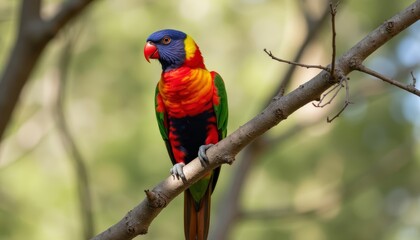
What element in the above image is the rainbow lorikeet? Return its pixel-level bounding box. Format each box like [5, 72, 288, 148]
[144, 29, 228, 240]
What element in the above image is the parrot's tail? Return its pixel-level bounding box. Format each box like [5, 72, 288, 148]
[184, 187, 212, 240]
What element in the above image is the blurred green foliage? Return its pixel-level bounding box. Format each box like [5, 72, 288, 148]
[0, 0, 419, 239]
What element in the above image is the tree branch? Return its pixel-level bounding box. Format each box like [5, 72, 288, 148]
[263, 49, 329, 71]
[91, 1, 420, 239]
[0, 0, 95, 143]
[355, 64, 420, 96]
[42, 0, 94, 41]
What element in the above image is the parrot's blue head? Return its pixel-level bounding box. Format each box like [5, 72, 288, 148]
[144, 29, 188, 71]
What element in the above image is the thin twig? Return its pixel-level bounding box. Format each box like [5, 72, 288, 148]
[313, 73, 352, 122]
[266, 1, 374, 124]
[264, 49, 329, 71]
[312, 82, 343, 108]
[266, 2, 331, 100]
[327, 74, 352, 122]
[356, 65, 420, 97]
[327, 101, 350, 122]
[410, 71, 417, 88]
[313, 3, 353, 122]
[329, 2, 339, 79]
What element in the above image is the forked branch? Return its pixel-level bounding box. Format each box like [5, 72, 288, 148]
[266, 1, 350, 122]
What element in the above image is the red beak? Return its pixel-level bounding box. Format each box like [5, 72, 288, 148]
[144, 41, 159, 62]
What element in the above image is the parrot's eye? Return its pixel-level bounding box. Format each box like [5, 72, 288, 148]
[161, 36, 171, 45]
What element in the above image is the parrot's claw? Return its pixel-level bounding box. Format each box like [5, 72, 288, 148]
[198, 144, 214, 167]
[170, 162, 186, 181]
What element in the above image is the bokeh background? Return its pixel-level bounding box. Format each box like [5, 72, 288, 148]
[0, 0, 419, 239]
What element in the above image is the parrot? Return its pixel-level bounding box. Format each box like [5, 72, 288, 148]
[143, 29, 228, 240]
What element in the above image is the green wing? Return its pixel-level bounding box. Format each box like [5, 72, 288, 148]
[155, 85, 168, 140]
[155, 84, 177, 165]
[212, 72, 228, 139]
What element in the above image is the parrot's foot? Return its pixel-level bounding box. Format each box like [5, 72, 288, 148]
[170, 162, 186, 181]
[198, 144, 214, 167]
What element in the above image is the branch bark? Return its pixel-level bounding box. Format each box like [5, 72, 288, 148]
[0, 0, 95, 142]
[91, 1, 420, 239]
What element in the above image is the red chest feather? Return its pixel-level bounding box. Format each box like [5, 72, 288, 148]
[158, 67, 214, 118]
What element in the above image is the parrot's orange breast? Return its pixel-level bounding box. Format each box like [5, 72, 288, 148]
[159, 67, 213, 118]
